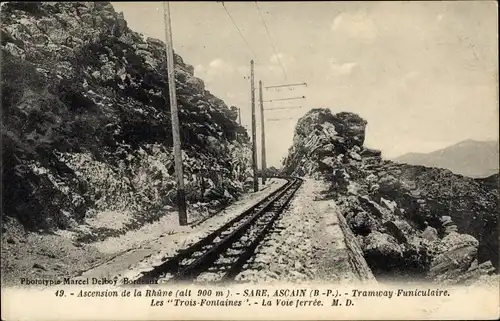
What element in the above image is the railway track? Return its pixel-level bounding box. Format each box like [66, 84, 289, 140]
[131, 177, 303, 284]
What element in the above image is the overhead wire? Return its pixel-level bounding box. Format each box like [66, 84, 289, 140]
[254, 1, 288, 80]
[220, 2, 258, 61]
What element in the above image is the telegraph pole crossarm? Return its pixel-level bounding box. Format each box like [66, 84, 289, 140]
[263, 96, 306, 103]
[162, 1, 187, 226]
[267, 117, 294, 121]
[265, 82, 307, 90]
[267, 106, 303, 111]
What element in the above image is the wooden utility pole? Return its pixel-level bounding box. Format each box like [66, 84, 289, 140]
[259, 80, 267, 185]
[162, 1, 187, 226]
[238, 107, 242, 126]
[250, 60, 258, 192]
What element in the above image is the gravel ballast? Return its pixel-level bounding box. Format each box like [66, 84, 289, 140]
[235, 179, 364, 284]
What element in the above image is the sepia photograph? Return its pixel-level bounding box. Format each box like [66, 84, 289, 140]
[1, 1, 499, 320]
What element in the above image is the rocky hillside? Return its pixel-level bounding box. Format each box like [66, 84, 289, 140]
[1, 2, 252, 239]
[283, 108, 498, 284]
[394, 139, 499, 178]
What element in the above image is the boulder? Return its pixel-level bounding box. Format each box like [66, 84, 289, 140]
[440, 215, 459, 235]
[399, 237, 434, 275]
[376, 174, 402, 197]
[115, 12, 128, 32]
[362, 231, 403, 272]
[380, 197, 397, 213]
[458, 261, 497, 285]
[440, 216, 453, 225]
[422, 226, 439, 241]
[429, 232, 479, 279]
[186, 76, 205, 92]
[282, 109, 368, 176]
[317, 143, 335, 157]
[330, 112, 367, 148]
[360, 148, 382, 157]
[349, 151, 362, 161]
[3, 42, 25, 59]
[146, 37, 164, 49]
[358, 196, 388, 218]
[383, 220, 408, 244]
[347, 210, 380, 236]
[363, 232, 402, 256]
[318, 156, 336, 170]
[444, 225, 458, 234]
[292, 108, 334, 137]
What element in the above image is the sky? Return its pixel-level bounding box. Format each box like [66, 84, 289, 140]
[112, 1, 499, 167]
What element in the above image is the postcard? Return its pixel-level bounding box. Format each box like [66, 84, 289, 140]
[1, 1, 498, 320]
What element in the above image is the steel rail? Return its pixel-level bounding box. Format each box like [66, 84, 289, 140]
[220, 178, 302, 281]
[171, 178, 302, 281]
[133, 177, 297, 283]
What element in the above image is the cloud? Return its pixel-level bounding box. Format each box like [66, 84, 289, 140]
[208, 59, 223, 68]
[209, 58, 233, 72]
[328, 58, 358, 75]
[332, 62, 358, 75]
[192, 59, 251, 111]
[194, 58, 235, 82]
[331, 12, 378, 42]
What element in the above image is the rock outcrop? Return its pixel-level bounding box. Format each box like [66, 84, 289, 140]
[1, 2, 252, 238]
[283, 108, 498, 284]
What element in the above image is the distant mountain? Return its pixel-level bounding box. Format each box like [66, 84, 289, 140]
[393, 140, 499, 178]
